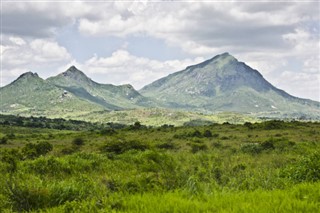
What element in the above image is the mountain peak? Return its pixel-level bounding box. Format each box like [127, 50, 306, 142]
[16, 72, 40, 81]
[19, 71, 39, 78]
[185, 52, 237, 71]
[64, 65, 83, 74]
[62, 66, 88, 79]
[211, 52, 237, 63]
[66, 65, 78, 72]
[8, 71, 42, 86]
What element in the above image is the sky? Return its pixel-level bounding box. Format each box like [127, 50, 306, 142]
[1, 0, 320, 101]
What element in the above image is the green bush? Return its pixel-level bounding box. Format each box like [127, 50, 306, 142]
[156, 141, 176, 150]
[100, 128, 117, 135]
[0, 149, 21, 173]
[283, 152, 320, 182]
[22, 141, 53, 159]
[203, 130, 213, 138]
[190, 143, 208, 153]
[101, 140, 149, 154]
[72, 137, 85, 146]
[240, 143, 262, 155]
[260, 139, 275, 150]
[0, 136, 8, 144]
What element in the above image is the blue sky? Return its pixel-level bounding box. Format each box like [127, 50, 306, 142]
[1, 0, 319, 101]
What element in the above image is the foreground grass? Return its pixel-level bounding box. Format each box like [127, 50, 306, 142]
[0, 120, 319, 212]
[26, 182, 319, 213]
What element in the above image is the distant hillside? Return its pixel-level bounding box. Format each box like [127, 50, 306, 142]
[0, 71, 105, 117]
[47, 66, 155, 110]
[1, 53, 319, 121]
[0, 66, 155, 118]
[140, 53, 320, 119]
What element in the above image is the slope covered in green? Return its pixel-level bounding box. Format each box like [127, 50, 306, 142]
[0, 72, 104, 117]
[0, 67, 156, 118]
[140, 53, 320, 117]
[1, 53, 319, 121]
[47, 66, 154, 110]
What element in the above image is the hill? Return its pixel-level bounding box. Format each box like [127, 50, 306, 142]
[0, 67, 155, 118]
[140, 53, 320, 118]
[47, 66, 154, 110]
[1, 53, 319, 122]
[0, 71, 105, 117]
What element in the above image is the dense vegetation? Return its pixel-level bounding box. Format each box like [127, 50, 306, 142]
[0, 119, 319, 212]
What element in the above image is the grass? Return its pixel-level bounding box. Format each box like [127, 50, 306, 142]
[0, 119, 319, 212]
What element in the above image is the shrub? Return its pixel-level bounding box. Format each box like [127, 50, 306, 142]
[7, 133, 16, 139]
[203, 130, 213, 138]
[260, 139, 275, 150]
[60, 147, 77, 155]
[22, 141, 53, 159]
[100, 128, 117, 135]
[282, 152, 320, 182]
[0, 136, 8, 144]
[156, 141, 176, 150]
[0, 149, 21, 173]
[263, 120, 286, 130]
[232, 163, 246, 173]
[101, 140, 148, 154]
[244, 122, 253, 129]
[191, 130, 202, 138]
[72, 137, 85, 146]
[190, 143, 208, 153]
[240, 143, 262, 155]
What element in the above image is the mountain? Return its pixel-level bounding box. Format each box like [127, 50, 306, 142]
[1, 54, 319, 121]
[0, 66, 154, 118]
[0, 71, 105, 117]
[47, 66, 154, 110]
[140, 53, 320, 118]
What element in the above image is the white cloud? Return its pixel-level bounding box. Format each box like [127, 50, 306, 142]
[274, 71, 320, 101]
[1, 36, 72, 86]
[78, 49, 204, 89]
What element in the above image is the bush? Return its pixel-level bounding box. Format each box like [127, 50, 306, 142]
[263, 120, 286, 130]
[283, 152, 320, 182]
[0, 149, 21, 173]
[72, 137, 85, 146]
[100, 128, 117, 136]
[244, 122, 253, 129]
[156, 141, 176, 150]
[240, 143, 262, 155]
[60, 147, 77, 155]
[191, 130, 202, 138]
[190, 143, 208, 153]
[0, 136, 8, 144]
[260, 139, 275, 150]
[101, 140, 149, 154]
[22, 141, 53, 159]
[203, 130, 213, 138]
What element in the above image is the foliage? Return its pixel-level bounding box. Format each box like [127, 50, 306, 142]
[72, 137, 85, 146]
[0, 120, 320, 212]
[283, 152, 320, 182]
[0, 136, 8, 144]
[22, 141, 53, 159]
[100, 140, 149, 154]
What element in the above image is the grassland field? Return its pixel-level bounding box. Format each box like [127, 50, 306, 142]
[0, 117, 319, 212]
